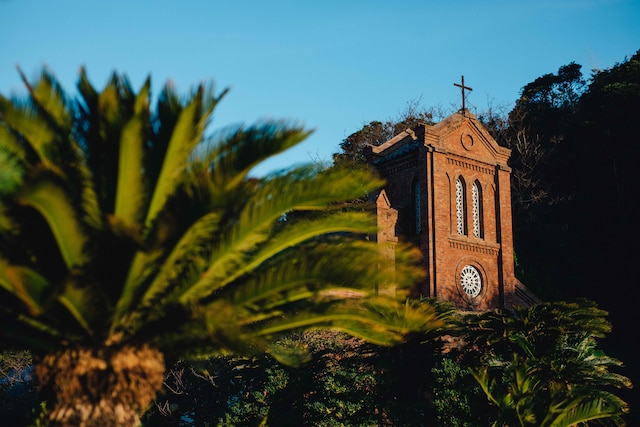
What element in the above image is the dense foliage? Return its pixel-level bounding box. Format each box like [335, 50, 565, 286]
[464, 300, 631, 426]
[141, 301, 456, 427]
[139, 300, 630, 427]
[497, 51, 640, 424]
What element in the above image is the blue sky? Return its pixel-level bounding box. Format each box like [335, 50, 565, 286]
[1, 0, 639, 175]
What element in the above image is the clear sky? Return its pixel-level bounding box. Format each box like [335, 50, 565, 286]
[1, 0, 639, 175]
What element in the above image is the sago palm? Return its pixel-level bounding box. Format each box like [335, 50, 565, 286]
[465, 300, 632, 426]
[0, 68, 438, 426]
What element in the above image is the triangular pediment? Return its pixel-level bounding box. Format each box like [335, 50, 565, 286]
[426, 110, 510, 166]
[370, 111, 510, 168]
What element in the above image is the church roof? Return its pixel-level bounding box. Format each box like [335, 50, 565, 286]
[370, 110, 511, 168]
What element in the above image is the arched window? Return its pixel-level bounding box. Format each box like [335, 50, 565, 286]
[414, 180, 421, 234]
[472, 180, 483, 238]
[456, 177, 466, 235]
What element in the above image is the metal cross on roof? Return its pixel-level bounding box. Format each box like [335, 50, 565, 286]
[454, 75, 473, 113]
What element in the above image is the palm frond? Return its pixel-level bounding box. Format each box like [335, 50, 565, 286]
[14, 68, 103, 234]
[233, 211, 376, 276]
[57, 279, 96, 337]
[224, 241, 383, 307]
[144, 86, 209, 232]
[0, 95, 59, 173]
[176, 166, 381, 304]
[72, 142, 103, 231]
[0, 259, 51, 316]
[179, 211, 376, 304]
[0, 144, 25, 197]
[0, 309, 69, 351]
[18, 66, 73, 132]
[78, 71, 136, 215]
[17, 169, 87, 269]
[195, 122, 311, 190]
[137, 211, 223, 309]
[110, 251, 161, 336]
[76, 67, 98, 112]
[115, 78, 150, 225]
[546, 397, 619, 427]
[97, 73, 132, 131]
[249, 296, 441, 347]
[0, 120, 28, 166]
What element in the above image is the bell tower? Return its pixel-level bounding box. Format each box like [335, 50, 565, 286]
[368, 102, 538, 310]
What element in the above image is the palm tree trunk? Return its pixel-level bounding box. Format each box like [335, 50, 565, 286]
[35, 345, 165, 427]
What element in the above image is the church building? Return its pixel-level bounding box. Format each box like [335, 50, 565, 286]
[366, 83, 538, 310]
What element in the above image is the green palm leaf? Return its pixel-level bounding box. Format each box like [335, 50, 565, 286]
[196, 122, 311, 190]
[0, 259, 51, 316]
[114, 78, 150, 226]
[0, 143, 25, 197]
[18, 67, 73, 131]
[0, 311, 69, 351]
[225, 242, 383, 307]
[0, 121, 28, 166]
[179, 211, 376, 304]
[138, 211, 223, 309]
[17, 170, 87, 269]
[144, 87, 207, 231]
[238, 212, 376, 271]
[250, 297, 441, 347]
[546, 397, 618, 427]
[172, 165, 380, 305]
[0, 96, 58, 172]
[467, 300, 631, 426]
[58, 282, 95, 337]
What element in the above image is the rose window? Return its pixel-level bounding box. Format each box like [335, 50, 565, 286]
[460, 265, 482, 298]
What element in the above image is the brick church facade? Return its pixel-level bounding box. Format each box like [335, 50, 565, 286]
[367, 109, 538, 310]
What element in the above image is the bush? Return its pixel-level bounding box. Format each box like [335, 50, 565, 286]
[143, 328, 468, 426]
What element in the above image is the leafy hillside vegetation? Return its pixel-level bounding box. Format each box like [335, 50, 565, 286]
[141, 299, 630, 426]
[1, 49, 638, 426]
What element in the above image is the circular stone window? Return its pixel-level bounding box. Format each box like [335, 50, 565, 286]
[460, 265, 482, 298]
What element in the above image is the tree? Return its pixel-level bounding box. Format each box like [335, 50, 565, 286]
[491, 63, 587, 299]
[567, 50, 640, 291]
[0, 68, 440, 426]
[333, 99, 438, 167]
[566, 52, 640, 424]
[462, 300, 632, 426]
